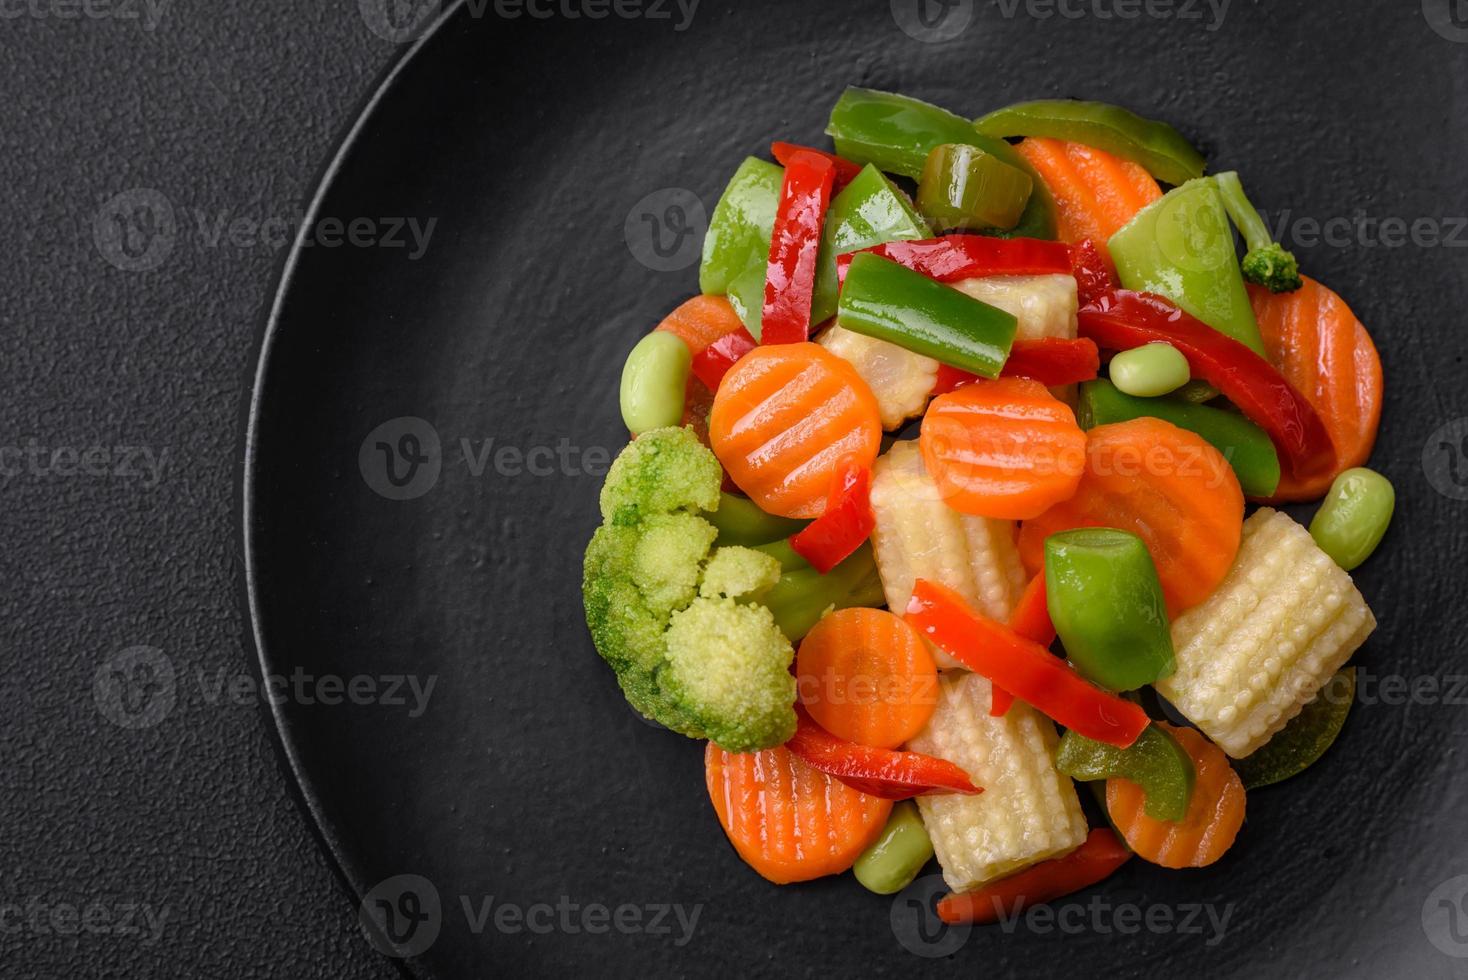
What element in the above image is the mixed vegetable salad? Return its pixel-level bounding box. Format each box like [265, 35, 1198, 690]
[584, 89, 1389, 922]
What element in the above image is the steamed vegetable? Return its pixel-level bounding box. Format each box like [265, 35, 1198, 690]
[1014, 137, 1163, 244]
[853, 802, 935, 895]
[987, 572, 1054, 718]
[1309, 467, 1395, 571]
[700, 157, 782, 297]
[707, 492, 804, 547]
[761, 149, 836, 345]
[811, 163, 932, 326]
[1057, 725, 1194, 821]
[620, 332, 692, 435]
[1215, 170, 1301, 293]
[788, 455, 875, 573]
[976, 99, 1206, 185]
[836, 235, 1072, 284]
[1234, 667, 1356, 789]
[1107, 341, 1190, 397]
[935, 829, 1132, 925]
[950, 273, 1079, 343]
[758, 541, 885, 641]
[917, 143, 1033, 233]
[1156, 508, 1376, 758]
[785, 706, 980, 799]
[770, 141, 862, 189]
[816, 324, 939, 430]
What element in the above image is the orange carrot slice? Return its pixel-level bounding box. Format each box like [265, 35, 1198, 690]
[1016, 138, 1162, 245]
[655, 294, 746, 356]
[1018, 418, 1243, 616]
[1249, 277, 1383, 503]
[705, 742, 892, 884]
[1106, 724, 1245, 868]
[919, 377, 1087, 521]
[795, 607, 938, 749]
[709, 342, 882, 518]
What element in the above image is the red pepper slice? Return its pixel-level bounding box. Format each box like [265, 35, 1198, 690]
[1078, 289, 1336, 481]
[904, 579, 1148, 748]
[785, 707, 981, 800]
[989, 573, 1056, 717]
[770, 142, 863, 191]
[936, 829, 1132, 925]
[788, 454, 874, 573]
[836, 235, 1073, 286]
[761, 150, 836, 346]
[931, 338, 1101, 395]
[1067, 239, 1117, 308]
[690, 325, 757, 392]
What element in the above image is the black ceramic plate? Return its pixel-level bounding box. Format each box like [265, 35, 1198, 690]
[244, 1, 1468, 975]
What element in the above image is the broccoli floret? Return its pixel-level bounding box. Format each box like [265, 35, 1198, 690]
[1215, 171, 1303, 294]
[582, 427, 797, 751]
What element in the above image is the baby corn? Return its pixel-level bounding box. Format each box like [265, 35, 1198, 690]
[817, 324, 938, 430]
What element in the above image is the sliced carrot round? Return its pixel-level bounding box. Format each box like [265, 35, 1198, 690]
[795, 607, 937, 749]
[709, 342, 882, 519]
[1107, 724, 1245, 869]
[919, 377, 1087, 520]
[1018, 418, 1243, 616]
[1249, 277, 1383, 503]
[655, 294, 746, 356]
[1015, 137, 1163, 245]
[705, 742, 892, 884]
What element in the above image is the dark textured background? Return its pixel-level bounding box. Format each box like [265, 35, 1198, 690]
[0, 4, 398, 977]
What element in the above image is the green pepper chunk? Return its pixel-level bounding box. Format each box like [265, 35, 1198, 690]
[1057, 725, 1195, 821]
[760, 542, 884, 641]
[809, 164, 932, 327]
[1045, 528, 1175, 691]
[853, 801, 934, 895]
[699, 157, 782, 297]
[1235, 668, 1355, 789]
[917, 144, 1033, 233]
[707, 493, 806, 547]
[837, 253, 1017, 378]
[1107, 177, 1268, 356]
[825, 88, 1057, 240]
[1077, 379, 1281, 498]
[974, 99, 1207, 187]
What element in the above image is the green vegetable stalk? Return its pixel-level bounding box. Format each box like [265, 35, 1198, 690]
[916, 143, 1033, 233]
[1057, 725, 1196, 821]
[707, 492, 805, 547]
[1215, 171, 1303, 294]
[758, 542, 885, 641]
[1107, 176, 1268, 356]
[1045, 528, 1175, 692]
[853, 802, 934, 894]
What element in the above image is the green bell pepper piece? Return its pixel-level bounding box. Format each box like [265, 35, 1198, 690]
[1235, 667, 1355, 790]
[708, 493, 806, 547]
[1077, 379, 1281, 498]
[917, 143, 1033, 233]
[699, 157, 782, 296]
[837, 253, 1017, 378]
[1107, 177, 1267, 356]
[760, 542, 884, 641]
[974, 99, 1206, 187]
[1045, 528, 1175, 691]
[853, 801, 935, 895]
[809, 164, 932, 327]
[825, 88, 1057, 240]
[1057, 724, 1196, 821]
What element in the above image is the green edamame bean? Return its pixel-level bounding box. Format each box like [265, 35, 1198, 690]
[619, 332, 691, 435]
[853, 801, 934, 895]
[1309, 467, 1395, 571]
[1109, 342, 1190, 398]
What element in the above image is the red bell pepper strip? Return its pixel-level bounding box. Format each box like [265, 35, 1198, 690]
[785, 707, 981, 800]
[1078, 289, 1336, 481]
[836, 235, 1072, 286]
[761, 151, 836, 346]
[931, 338, 1100, 395]
[989, 574, 1057, 717]
[904, 579, 1148, 748]
[1067, 238, 1117, 308]
[936, 828, 1132, 925]
[690, 325, 757, 392]
[788, 454, 875, 574]
[770, 142, 863, 191]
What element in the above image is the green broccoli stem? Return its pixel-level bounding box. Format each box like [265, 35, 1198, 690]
[1214, 171, 1273, 254]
